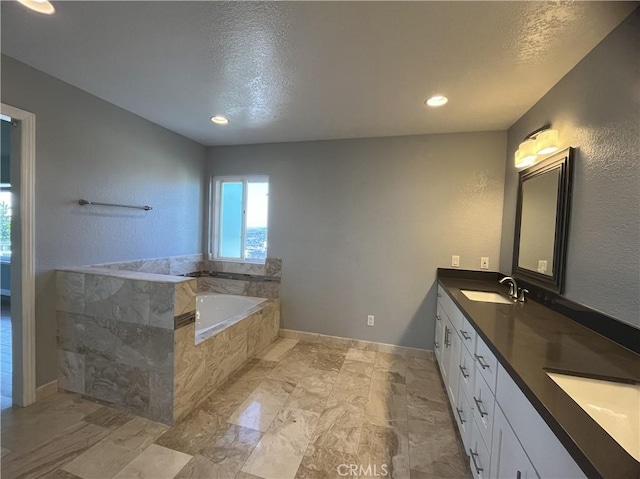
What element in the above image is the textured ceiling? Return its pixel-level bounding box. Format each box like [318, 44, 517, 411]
[1, 1, 636, 146]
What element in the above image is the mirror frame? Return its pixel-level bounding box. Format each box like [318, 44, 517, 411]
[512, 147, 574, 293]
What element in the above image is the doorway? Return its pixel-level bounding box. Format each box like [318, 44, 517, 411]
[1, 114, 12, 409]
[0, 103, 36, 408]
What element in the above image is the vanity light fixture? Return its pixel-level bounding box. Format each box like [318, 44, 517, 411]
[515, 125, 559, 168]
[425, 95, 448, 107]
[17, 0, 55, 14]
[210, 115, 229, 125]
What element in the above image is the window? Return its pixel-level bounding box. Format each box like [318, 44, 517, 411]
[211, 176, 269, 263]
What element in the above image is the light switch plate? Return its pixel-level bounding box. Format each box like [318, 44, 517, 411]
[452, 255, 460, 267]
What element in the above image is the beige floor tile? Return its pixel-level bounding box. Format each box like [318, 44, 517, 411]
[345, 349, 377, 364]
[227, 379, 294, 432]
[112, 444, 192, 479]
[358, 422, 410, 479]
[365, 380, 409, 430]
[173, 455, 219, 479]
[374, 353, 409, 377]
[241, 408, 320, 479]
[155, 409, 230, 456]
[311, 396, 366, 455]
[63, 417, 168, 479]
[1, 421, 110, 479]
[1, 393, 102, 453]
[45, 469, 84, 479]
[255, 338, 299, 361]
[235, 472, 263, 479]
[295, 444, 358, 479]
[340, 359, 374, 377]
[284, 369, 337, 413]
[195, 424, 262, 477]
[332, 371, 372, 397]
[82, 406, 133, 430]
[408, 417, 468, 478]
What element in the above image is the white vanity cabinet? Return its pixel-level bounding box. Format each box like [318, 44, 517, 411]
[490, 406, 539, 479]
[434, 285, 586, 479]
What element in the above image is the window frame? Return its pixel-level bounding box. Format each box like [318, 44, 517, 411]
[210, 175, 269, 264]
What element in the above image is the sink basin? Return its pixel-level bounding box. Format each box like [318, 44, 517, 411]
[460, 290, 513, 304]
[547, 372, 640, 461]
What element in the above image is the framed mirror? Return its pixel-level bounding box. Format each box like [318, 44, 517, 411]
[513, 147, 574, 293]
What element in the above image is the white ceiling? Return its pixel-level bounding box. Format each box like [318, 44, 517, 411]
[1, 1, 636, 146]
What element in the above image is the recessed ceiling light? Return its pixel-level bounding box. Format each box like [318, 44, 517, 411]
[210, 115, 229, 125]
[425, 95, 448, 107]
[17, 0, 55, 15]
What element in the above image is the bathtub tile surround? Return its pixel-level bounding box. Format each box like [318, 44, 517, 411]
[57, 267, 281, 425]
[175, 300, 280, 422]
[1, 339, 467, 478]
[90, 254, 283, 299]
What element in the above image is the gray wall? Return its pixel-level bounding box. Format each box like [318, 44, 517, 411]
[209, 132, 506, 349]
[499, 9, 640, 328]
[1, 55, 208, 386]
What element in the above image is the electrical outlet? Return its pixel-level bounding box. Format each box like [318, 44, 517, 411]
[480, 257, 489, 269]
[452, 255, 460, 267]
[367, 315, 375, 327]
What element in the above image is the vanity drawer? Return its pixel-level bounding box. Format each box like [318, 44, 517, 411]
[459, 316, 476, 354]
[475, 334, 498, 393]
[470, 418, 491, 479]
[438, 285, 464, 332]
[472, 368, 496, 452]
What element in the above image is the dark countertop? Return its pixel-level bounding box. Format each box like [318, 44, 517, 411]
[437, 274, 640, 479]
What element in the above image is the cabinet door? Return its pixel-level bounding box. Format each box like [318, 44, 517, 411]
[496, 366, 586, 479]
[434, 308, 444, 364]
[447, 325, 462, 407]
[441, 318, 453, 387]
[470, 419, 492, 479]
[490, 406, 539, 479]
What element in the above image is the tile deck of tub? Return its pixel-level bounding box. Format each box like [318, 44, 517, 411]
[0, 338, 470, 479]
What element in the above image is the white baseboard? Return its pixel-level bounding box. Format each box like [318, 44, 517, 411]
[35, 379, 58, 401]
[279, 329, 434, 360]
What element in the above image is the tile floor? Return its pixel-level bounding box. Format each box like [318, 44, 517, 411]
[1, 338, 470, 479]
[1, 297, 11, 410]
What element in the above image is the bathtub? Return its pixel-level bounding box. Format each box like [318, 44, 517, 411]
[195, 293, 267, 344]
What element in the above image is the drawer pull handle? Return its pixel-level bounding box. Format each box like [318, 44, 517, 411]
[459, 365, 469, 379]
[434, 341, 439, 350]
[469, 449, 483, 475]
[516, 472, 521, 479]
[474, 354, 490, 369]
[473, 396, 488, 417]
[436, 315, 441, 321]
[460, 330, 471, 340]
[455, 407, 466, 424]
[444, 327, 451, 348]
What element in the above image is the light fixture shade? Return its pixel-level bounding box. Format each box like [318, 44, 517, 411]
[536, 129, 559, 155]
[17, 0, 55, 14]
[515, 139, 537, 168]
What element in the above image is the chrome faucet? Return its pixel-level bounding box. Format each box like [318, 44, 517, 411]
[499, 276, 518, 299]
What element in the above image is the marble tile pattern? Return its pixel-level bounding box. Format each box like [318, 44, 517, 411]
[57, 267, 261, 425]
[3, 343, 468, 479]
[88, 254, 204, 277]
[173, 299, 280, 423]
[279, 329, 434, 360]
